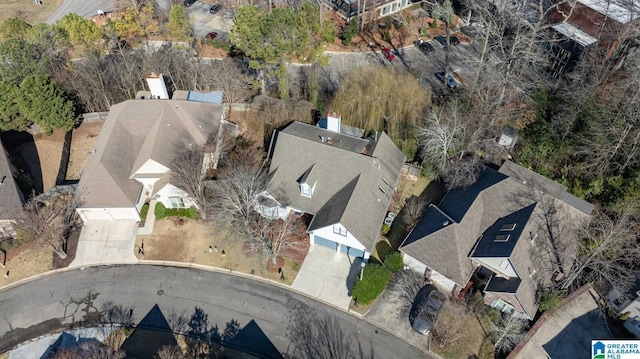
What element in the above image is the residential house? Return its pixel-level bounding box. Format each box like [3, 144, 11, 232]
[0, 139, 24, 241]
[324, 0, 415, 23]
[75, 74, 226, 223]
[400, 161, 593, 319]
[546, 0, 640, 76]
[258, 115, 405, 259]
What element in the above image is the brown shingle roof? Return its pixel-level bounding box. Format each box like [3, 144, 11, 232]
[77, 99, 222, 208]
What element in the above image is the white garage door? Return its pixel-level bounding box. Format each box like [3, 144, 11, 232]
[80, 209, 113, 221]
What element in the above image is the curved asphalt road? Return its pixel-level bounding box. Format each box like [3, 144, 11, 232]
[0, 265, 430, 358]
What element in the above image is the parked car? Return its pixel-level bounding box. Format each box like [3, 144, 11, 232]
[415, 39, 434, 54]
[434, 35, 460, 47]
[206, 32, 218, 40]
[183, 0, 196, 6]
[381, 47, 396, 61]
[209, 4, 221, 13]
[434, 71, 458, 89]
[409, 285, 446, 335]
[434, 35, 447, 46]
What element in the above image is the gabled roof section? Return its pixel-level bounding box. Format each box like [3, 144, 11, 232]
[267, 122, 405, 251]
[78, 99, 223, 208]
[308, 175, 359, 231]
[402, 204, 455, 247]
[499, 160, 566, 199]
[470, 203, 537, 258]
[438, 168, 508, 223]
[0, 140, 24, 220]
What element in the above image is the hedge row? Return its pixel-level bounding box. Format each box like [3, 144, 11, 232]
[352, 251, 405, 305]
[154, 202, 198, 220]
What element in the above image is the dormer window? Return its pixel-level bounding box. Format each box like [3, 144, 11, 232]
[300, 182, 314, 198]
[494, 234, 510, 242]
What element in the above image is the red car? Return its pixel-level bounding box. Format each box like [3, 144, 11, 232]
[206, 32, 218, 40]
[382, 47, 396, 61]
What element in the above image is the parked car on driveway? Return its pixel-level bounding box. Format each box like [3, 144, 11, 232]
[382, 47, 396, 61]
[409, 284, 446, 335]
[415, 39, 434, 54]
[183, 0, 196, 7]
[449, 35, 460, 45]
[209, 4, 221, 13]
[206, 32, 218, 40]
[434, 71, 458, 89]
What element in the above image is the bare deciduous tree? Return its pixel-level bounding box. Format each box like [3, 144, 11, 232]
[417, 107, 465, 171]
[561, 207, 640, 294]
[155, 345, 186, 359]
[402, 195, 429, 231]
[250, 216, 306, 266]
[209, 148, 269, 242]
[490, 314, 528, 354]
[432, 301, 467, 350]
[441, 156, 483, 189]
[16, 193, 80, 259]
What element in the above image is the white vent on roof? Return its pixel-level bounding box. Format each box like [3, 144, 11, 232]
[443, 221, 449, 226]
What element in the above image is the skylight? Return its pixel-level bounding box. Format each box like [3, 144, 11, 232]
[500, 223, 516, 231]
[494, 234, 510, 242]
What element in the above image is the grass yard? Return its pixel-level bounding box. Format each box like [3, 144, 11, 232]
[0, 241, 54, 288]
[0, 0, 62, 24]
[136, 219, 308, 285]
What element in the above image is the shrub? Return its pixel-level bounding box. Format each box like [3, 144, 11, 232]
[211, 39, 231, 51]
[342, 21, 358, 46]
[187, 206, 198, 218]
[154, 202, 167, 220]
[352, 263, 392, 305]
[430, 20, 438, 29]
[139, 203, 149, 220]
[381, 223, 390, 234]
[384, 251, 404, 273]
[538, 289, 566, 313]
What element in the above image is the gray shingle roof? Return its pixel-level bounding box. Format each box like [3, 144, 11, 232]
[401, 162, 592, 315]
[268, 122, 405, 251]
[0, 140, 24, 220]
[77, 99, 222, 208]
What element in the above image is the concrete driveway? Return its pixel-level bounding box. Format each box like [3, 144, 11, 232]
[70, 220, 138, 268]
[292, 245, 362, 310]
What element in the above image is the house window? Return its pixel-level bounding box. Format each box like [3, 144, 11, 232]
[401, 0, 406, 7]
[392, 3, 397, 11]
[300, 183, 313, 198]
[492, 299, 515, 314]
[333, 225, 347, 236]
[170, 197, 185, 208]
[382, 5, 390, 14]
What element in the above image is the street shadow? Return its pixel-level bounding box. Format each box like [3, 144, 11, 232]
[0, 130, 43, 195]
[288, 307, 374, 359]
[40, 333, 101, 359]
[120, 304, 176, 358]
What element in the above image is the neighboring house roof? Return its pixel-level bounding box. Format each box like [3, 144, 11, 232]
[77, 99, 222, 208]
[267, 122, 405, 251]
[507, 284, 613, 359]
[401, 161, 592, 316]
[0, 140, 24, 221]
